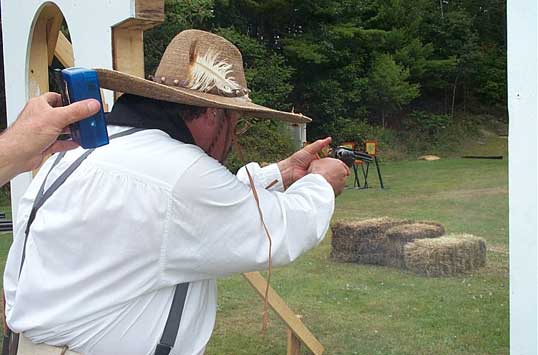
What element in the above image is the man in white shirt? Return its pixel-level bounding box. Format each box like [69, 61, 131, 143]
[3, 30, 349, 355]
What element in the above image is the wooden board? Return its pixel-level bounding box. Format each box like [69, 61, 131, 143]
[135, 0, 165, 23]
[243, 272, 325, 355]
[111, 27, 145, 100]
[28, 18, 49, 99]
[40, 4, 64, 66]
[111, 0, 164, 98]
[112, 27, 145, 78]
[55, 32, 74, 68]
[115, 0, 164, 31]
[28, 16, 49, 176]
[287, 315, 303, 355]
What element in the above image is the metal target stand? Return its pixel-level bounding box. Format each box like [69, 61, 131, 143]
[341, 141, 385, 190]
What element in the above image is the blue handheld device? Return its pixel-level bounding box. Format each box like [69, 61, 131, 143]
[54, 68, 109, 149]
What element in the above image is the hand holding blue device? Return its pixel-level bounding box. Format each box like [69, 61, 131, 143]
[53, 68, 109, 149]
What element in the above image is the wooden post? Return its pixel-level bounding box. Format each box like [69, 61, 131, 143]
[111, 26, 145, 100]
[55, 32, 74, 68]
[112, 27, 145, 78]
[111, 0, 164, 99]
[243, 272, 324, 355]
[287, 315, 303, 355]
[44, 7, 63, 66]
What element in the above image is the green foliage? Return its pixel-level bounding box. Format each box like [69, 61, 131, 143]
[282, 39, 329, 65]
[402, 112, 484, 156]
[367, 54, 420, 122]
[0, 184, 9, 206]
[468, 46, 507, 108]
[404, 111, 451, 139]
[215, 28, 294, 111]
[143, 0, 507, 159]
[320, 117, 396, 153]
[225, 120, 295, 173]
[421, 57, 458, 91]
[144, 0, 215, 74]
[394, 38, 434, 81]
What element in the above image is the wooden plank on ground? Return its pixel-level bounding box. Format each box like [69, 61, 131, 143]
[243, 271, 325, 355]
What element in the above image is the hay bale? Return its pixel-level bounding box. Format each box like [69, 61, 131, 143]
[418, 155, 441, 161]
[384, 222, 445, 268]
[404, 234, 487, 277]
[331, 217, 411, 264]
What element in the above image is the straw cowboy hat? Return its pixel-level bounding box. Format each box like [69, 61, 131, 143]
[96, 29, 311, 124]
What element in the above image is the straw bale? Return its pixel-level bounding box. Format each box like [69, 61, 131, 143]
[331, 217, 411, 264]
[404, 234, 487, 277]
[384, 222, 445, 268]
[418, 155, 441, 161]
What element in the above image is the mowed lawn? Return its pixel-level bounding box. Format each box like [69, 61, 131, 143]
[0, 138, 508, 354]
[207, 148, 508, 353]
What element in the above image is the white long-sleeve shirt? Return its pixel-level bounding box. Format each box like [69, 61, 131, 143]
[3, 126, 334, 355]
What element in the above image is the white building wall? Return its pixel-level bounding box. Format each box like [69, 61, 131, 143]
[508, 1, 538, 354]
[1, 0, 135, 221]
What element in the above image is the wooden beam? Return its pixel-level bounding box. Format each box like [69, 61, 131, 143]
[112, 27, 145, 100]
[287, 315, 303, 355]
[110, 0, 164, 99]
[55, 32, 74, 68]
[112, 27, 145, 79]
[45, 9, 63, 66]
[29, 16, 49, 176]
[243, 272, 325, 355]
[135, 0, 165, 23]
[114, 0, 164, 31]
[29, 18, 49, 98]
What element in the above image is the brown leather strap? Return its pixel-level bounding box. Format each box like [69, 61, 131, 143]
[244, 167, 273, 334]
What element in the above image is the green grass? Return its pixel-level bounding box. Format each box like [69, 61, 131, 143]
[207, 156, 508, 354]
[0, 193, 12, 334]
[0, 140, 508, 354]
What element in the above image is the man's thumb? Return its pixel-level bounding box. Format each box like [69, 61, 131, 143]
[304, 137, 332, 154]
[52, 99, 101, 127]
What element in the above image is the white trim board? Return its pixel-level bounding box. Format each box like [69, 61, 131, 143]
[508, 0, 538, 353]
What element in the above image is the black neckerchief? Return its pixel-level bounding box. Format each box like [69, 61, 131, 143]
[105, 94, 195, 144]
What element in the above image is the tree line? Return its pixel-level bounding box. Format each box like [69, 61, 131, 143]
[0, 1, 507, 156]
[145, 0, 506, 146]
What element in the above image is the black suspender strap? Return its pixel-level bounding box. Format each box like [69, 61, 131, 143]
[10, 128, 192, 355]
[19, 152, 65, 276]
[154, 282, 189, 355]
